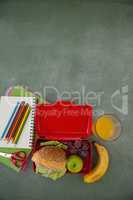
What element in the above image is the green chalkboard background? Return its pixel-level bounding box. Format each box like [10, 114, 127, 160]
[0, 0, 132, 200]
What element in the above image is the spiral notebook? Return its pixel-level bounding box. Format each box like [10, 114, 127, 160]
[0, 96, 35, 171]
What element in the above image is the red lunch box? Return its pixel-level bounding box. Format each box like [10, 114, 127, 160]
[33, 101, 93, 174]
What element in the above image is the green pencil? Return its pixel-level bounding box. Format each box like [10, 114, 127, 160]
[13, 105, 31, 144]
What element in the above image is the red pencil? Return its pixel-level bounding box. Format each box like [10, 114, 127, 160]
[11, 103, 29, 142]
[5, 101, 25, 142]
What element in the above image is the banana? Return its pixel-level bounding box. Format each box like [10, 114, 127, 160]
[84, 143, 109, 183]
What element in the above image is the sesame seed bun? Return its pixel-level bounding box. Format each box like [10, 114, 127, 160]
[32, 146, 67, 170]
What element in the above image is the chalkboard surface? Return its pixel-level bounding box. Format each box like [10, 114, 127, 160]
[0, 1, 132, 200]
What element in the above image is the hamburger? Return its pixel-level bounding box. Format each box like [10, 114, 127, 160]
[32, 143, 67, 180]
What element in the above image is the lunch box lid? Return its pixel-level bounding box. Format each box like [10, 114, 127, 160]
[35, 101, 93, 140]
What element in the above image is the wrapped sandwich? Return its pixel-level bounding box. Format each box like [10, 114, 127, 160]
[32, 141, 67, 180]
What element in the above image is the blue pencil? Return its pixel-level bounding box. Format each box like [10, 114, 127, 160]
[1, 102, 20, 139]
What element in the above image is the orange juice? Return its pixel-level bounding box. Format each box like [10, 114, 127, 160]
[94, 114, 121, 141]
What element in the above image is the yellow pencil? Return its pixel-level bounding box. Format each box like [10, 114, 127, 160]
[13, 106, 31, 144]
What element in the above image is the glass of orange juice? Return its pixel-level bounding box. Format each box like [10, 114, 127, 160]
[93, 114, 121, 141]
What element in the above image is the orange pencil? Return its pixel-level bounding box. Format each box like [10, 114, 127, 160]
[5, 101, 25, 141]
[6, 102, 26, 143]
[11, 103, 29, 142]
[13, 105, 31, 144]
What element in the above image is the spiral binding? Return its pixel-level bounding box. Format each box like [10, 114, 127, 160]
[29, 97, 36, 148]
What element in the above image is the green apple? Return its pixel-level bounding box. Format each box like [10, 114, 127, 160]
[67, 155, 83, 173]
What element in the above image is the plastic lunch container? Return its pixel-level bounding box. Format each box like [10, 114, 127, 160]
[32, 101, 93, 174]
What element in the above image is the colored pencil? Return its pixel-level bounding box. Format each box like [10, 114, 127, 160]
[5, 101, 25, 140]
[5, 101, 25, 142]
[13, 105, 31, 144]
[11, 103, 29, 142]
[1, 102, 20, 139]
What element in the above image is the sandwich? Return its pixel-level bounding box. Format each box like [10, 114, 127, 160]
[32, 141, 67, 180]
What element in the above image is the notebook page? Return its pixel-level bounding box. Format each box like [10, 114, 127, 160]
[0, 96, 35, 149]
